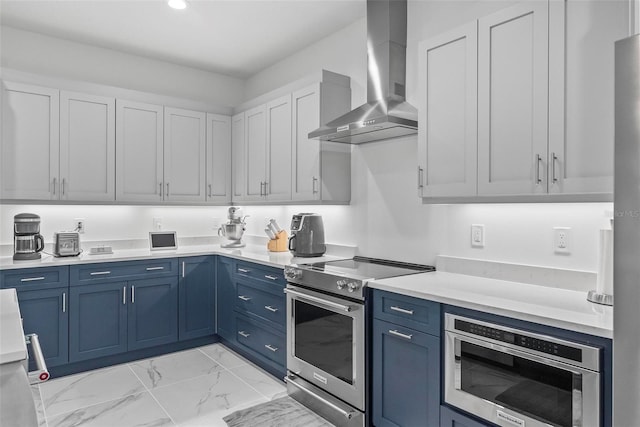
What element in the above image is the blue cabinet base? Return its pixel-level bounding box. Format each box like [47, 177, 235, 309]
[219, 337, 286, 381]
[49, 335, 218, 379]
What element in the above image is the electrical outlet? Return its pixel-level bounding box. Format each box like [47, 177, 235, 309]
[471, 224, 485, 248]
[74, 218, 85, 234]
[554, 227, 571, 254]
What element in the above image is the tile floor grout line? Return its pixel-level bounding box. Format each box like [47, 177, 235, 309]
[126, 363, 178, 426]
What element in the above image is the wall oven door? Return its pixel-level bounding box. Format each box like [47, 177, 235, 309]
[285, 285, 365, 412]
[444, 314, 601, 427]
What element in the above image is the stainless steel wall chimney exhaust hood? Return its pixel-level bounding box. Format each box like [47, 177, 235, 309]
[309, 0, 418, 144]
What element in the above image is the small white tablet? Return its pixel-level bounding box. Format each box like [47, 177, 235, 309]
[149, 231, 178, 251]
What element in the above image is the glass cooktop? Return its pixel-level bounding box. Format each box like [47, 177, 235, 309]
[302, 256, 435, 280]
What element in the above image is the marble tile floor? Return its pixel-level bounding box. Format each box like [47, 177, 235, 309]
[30, 344, 288, 427]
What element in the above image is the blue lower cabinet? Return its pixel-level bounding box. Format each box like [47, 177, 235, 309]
[372, 318, 440, 427]
[216, 257, 235, 342]
[440, 406, 491, 427]
[178, 256, 215, 341]
[128, 277, 179, 351]
[69, 281, 128, 362]
[17, 287, 69, 369]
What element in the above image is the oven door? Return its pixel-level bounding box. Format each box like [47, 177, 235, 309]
[285, 285, 365, 411]
[445, 331, 601, 427]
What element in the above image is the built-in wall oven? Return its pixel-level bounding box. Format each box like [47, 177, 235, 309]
[284, 257, 434, 427]
[444, 313, 602, 427]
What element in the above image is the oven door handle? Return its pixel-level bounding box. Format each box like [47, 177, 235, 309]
[285, 374, 356, 419]
[284, 288, 352, 312]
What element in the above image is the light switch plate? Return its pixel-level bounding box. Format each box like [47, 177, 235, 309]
[471, 224, 485, 248]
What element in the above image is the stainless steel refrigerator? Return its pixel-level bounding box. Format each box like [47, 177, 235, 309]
[614, 33, 640, 427]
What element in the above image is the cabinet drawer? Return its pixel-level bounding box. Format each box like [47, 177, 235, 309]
[235, 282, 285, 330]
[235, 261, 286, 288]
[1, 266, 69, 290]
[373, 290, 440, 336]
[70, 259, 178, 284]
[236, 316, 285, 366]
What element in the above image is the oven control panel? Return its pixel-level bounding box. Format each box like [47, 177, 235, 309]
[455, 319, 583, 362]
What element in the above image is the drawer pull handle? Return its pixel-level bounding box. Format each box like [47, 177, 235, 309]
[146, 266, 164, 271]
[238, 295, 252, 301]
[390, 306, 414, 315]
[62, 292, 66, 313]
[90, 271, 111, 276]
[264, 305, 278, 313]
[238, 331, 250, 338]
[20, 277, 45, 282]
[123, 287, 126, 305]
[389, 329, 413, 340]
[264, 344, 278, 352]
[264, 275, 279, 281]
[238, 268, 250, 273]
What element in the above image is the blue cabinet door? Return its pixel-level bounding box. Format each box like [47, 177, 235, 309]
[216, 257, 235, 342]
[372, 318, 440, 427]
[128, 276, 178, 351]
[69, 281, 128, 362]
[178, 256, 215, 341]
[17, 287, 69, 369]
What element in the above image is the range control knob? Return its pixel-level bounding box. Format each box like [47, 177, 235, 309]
[336, 279, 349, 290]
[285, 267, 302, 280]
[347, 282, 360, 293]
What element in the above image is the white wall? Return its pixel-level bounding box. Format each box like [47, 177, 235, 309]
[0, 26, 244, 108]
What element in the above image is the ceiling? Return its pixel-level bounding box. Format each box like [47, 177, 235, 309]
[0, 0, 365, 79]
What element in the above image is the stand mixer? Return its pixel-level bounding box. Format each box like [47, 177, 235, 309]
[218, 207, 248, 248]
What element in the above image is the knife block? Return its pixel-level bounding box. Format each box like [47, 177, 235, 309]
[268, 230, 289, 252]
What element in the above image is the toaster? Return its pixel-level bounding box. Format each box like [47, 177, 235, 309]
[53, 232, 81, 257]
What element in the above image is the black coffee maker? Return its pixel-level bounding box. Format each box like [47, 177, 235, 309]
[13, 213, 45, 260]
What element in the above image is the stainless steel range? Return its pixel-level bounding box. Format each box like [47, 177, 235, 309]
[284, 257, 435, 427]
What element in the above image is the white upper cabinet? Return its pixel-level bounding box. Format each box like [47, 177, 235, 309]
[477, 1, 549, 196]
[418, 22, 478, 198]
[115, 100, 164, 202]
[60, 91, 115, 202]
[206, 113, 232, 203]
[291, 77, 351, 203]
[163, 107, 206, 203]
[1, 81, 59, 200]
[231, 112, 246, 200]
[265, 94, 292, 202]
[243, 104, 267, 201]
[548, 0, 629, 196]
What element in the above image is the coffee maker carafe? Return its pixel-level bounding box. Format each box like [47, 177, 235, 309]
[13, 213, 45, 260]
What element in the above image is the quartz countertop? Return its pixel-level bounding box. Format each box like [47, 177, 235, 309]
[0, 288, 27, 364]
[369, 271, 613, 338]
[0, 243, 344, 271]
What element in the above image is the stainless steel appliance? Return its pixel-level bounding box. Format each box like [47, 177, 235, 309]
[284, 257, 434, 427]
[13, 213, 44, 261]
[218, 206, 247, 248]
[308, 0, 417, 144]
[288, 213, 326, 257]
[614, 33, 640, 426]
[444, 313, 602, 427]
[53, 232, 81, 257]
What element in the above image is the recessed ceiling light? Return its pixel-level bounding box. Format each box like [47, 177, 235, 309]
[168, 0, 187, 10]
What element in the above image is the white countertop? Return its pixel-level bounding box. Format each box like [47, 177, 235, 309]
[369, 271, 613, 338]
[0, 243, 342, 271]
[0, 288, 28, 364]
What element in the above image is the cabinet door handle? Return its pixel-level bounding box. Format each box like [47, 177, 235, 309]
[20, 277, 45, 282]
[388, 329, 413, 340]
[390, 306, 414, 315]
[238, 295, 251, 301]
[264, 181, 268, 196]
[417, 166, 424, 189]
[237, 268, 250, 273]
[52, 177, 57, 195]
[208, 184, 212, 198]
[264, 344, 278, 352]
[264, 305, 278, 313]
[159, 183, 163, 198]
[146, 266, 164, 271]
[552, 152, 559, 183]
[238, 331, 250, 338]
[123, 287, 126, 305]
[90, 271, 111, 276]
[312, 177, 318, 194]
[264, 275, 279, 281]
[535, 154, 543, 185]
[62, 292, 66, 313]
[62, 178, 67, 196]
[182, 262, 185, 278]
[131, 285, 135, 304]
[166, 183, 170, 196]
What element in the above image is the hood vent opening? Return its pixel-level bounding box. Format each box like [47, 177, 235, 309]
[309, 0, 418, 144]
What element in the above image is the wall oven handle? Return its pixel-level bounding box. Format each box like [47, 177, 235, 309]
[285, 374, 355, 419]
[284, 288, 352, 312]
[25, 334, 49, 384]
